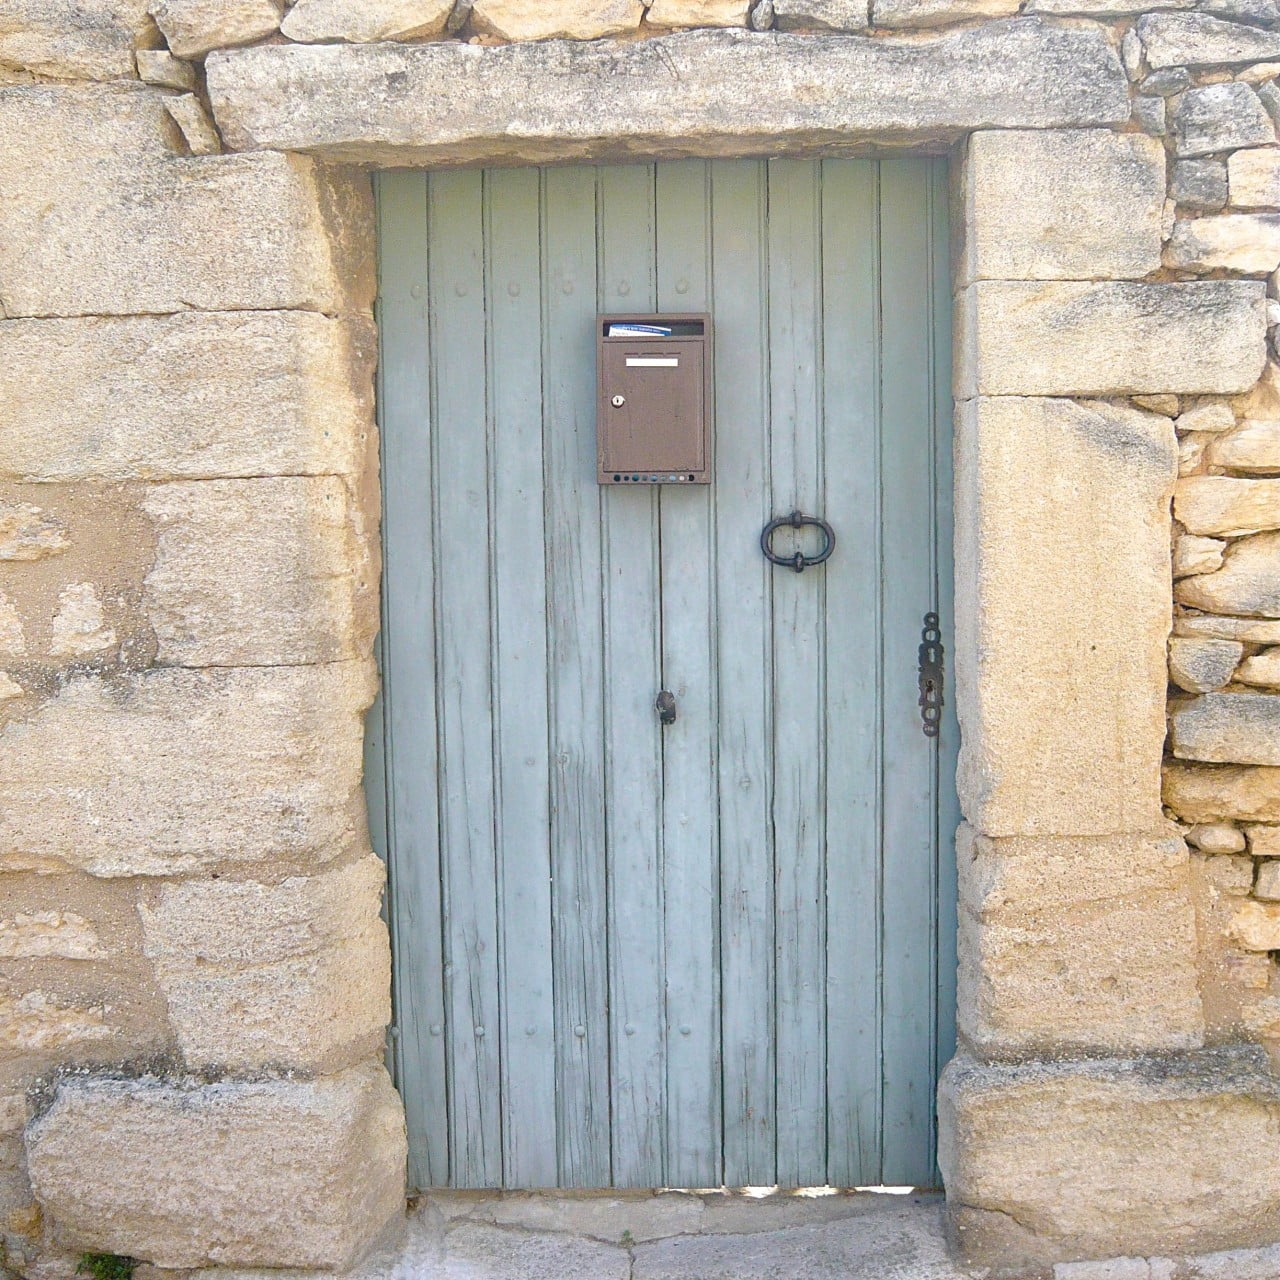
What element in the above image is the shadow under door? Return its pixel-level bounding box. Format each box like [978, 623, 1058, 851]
[370, 157, 959, 1192]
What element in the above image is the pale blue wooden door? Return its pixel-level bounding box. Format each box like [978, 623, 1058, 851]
[371, 158, 958, 1191]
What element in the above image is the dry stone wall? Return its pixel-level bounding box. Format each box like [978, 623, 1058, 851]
[3, 0, 1280, 1276]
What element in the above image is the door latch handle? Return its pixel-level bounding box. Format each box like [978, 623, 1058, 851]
[918, 613, 944, 739]
[656, 690, 677, 726]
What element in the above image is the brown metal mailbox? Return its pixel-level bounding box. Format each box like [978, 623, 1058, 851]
[597, 313, 712, 485]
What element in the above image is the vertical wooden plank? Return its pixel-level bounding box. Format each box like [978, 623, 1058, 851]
[767, 158, 827, 1187]
[428, 169, 503, 1188]
[655, 160, 721, 1189]
[818, 159, 883, 1188]
[541, 165, 612, 1187]
[486, 167, 559, 1188]
[376, 170, 450, 1190]
[878, 157, 940, 1187]
[711, 159, 777, 1190]
[596, 162, 666, 1188]
[930, 158, 961, 1186]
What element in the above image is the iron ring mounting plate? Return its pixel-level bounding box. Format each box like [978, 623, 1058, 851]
[760, 511, 836, 573]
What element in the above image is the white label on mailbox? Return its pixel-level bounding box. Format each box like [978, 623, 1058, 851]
[626, 356, 679, 367]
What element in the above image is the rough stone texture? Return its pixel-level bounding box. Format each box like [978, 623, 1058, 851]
[139, 855, 390, 1072]
[957, 825, 1203, 1056]
[1166, 214, 1280, 273]
[26, 1064, 406, 1269]
[1186, 821, 1247, 853]
[1238, 648, 1280, 687]
[0, 85, 374, 319]
[471, 0, 642, 39]
[1228, 899, 1280, 949]
[0, 502, 69, 561]
[1144, 67, 1192, 96]
[1177, 402, 1236, 434]
[1173, 534, 1227, 578]
[149, 0, 281, 58]
[960, 129, 1165, 282]
[1249, 824, 1280, 854]
[1171, 692, 1280, 766]
[1138, 13, 1280, 67]
[281, 0, 453, 41]
[771, 0, 869, 30]
[1230, 148, 1280, 209]
[0, 662, 375, 877]
[1169, 637, 1244, 691]
[1173, 158, 1227, 210]
[1130, 95, 1166, 135]
[0, 313, 375, 483]
[955, 398, 1174, 836]
[164, 92, 221, 155]
[135, 47, 195, 87]
[1177, 531, 1280, 616]
[0, 0, 153, 81]
[141, 477, 376, 667]
[205, 22, 1129, 166]
[940, 1048, 1280, 1270]
[873, 0, 1020, 26]
[49, 583, 116, 658]
[1175, 83, 1276, 158]
[1207, 420, 1280, 471]
[1174, 477, 1280, 537]
[957, 282, 1266, 398]
[1165, 762, 1280, 821]
[1254, 859, 1280, 898]
[645, 0, 750, 27]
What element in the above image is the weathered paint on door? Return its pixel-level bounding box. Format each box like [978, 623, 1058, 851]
[369, 158, 958, 1192]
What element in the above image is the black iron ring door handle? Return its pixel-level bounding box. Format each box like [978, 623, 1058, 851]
[760, 511, 836, 573]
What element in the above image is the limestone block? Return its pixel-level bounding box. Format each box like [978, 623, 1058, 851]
[645, 0, 749, 26]
[1254, 858, 1280, 897]
[142, 477, 376, 668]
[1144, 67, 1192, 95]
[939, 1047, 1280, 1270]
[0, 313, 374, 483]
[1177, 402, 1236, 434]
[139, 855, 389, 1072]
[1230, 899, 1280, 948]
[1208, 420, 1280, 471]
[471, 0, 642, 38]
[281, 0, 453, 41]
[1173, 158, 1227, 211]
[1173, 534, 1226, 578]
[49, 584, 115, 658]
[0, 0, 153, 81]
[1130, 95, 1166, 136]
[1180, 431, 1211, 474]
[0, 991, 113, 1054]
[955, 399, 1174, 837]
[1202, 852, 1255, 893]
[1187, 821, 1247, 852]
[873, 0, 1020, 26]
[0, 85, 373, 318]
[1171, 692, 1280, 766]
[0, 503, 68, 561]
[164, 93, 221, 155]
[956, 826, 1203, 1056]
[1175, 83, 1276, 159]
[1164, 761, 1280, 822]
[0, 911, 106, 960]
[1174, 477, 1280, 537]
[1239, 648, 1280, 687]
[1169, 637, 1245, 691]
[0, 662, 375, 877]
[1166, 214, 1280, 273]
[1138, 13, 1280, 68]
[0, 675, 22, 699]
[1248, 824, 1280, 854]
[0, 598, 25, 656]
[26, 1064, 406, 1269]
[1184, 616, 1280, 641]
[771, 0, 868, 30]
[960, 130, 1164, 283]
[135, 47, 195, 87]
[205, 23, 1129, 166]
[956, 281, 1266, 398]
[150, 0, 281, 58]
[1231, 149, 1280, 209]
[1177, 531, 1280, 616]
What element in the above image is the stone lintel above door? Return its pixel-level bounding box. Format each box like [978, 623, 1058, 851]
[204, 21, 1129, 167]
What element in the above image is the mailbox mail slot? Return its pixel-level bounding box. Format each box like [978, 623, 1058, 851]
[597, 313, 712, 484]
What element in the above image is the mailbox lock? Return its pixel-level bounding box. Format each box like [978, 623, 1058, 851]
[611, 394, 626, 408]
